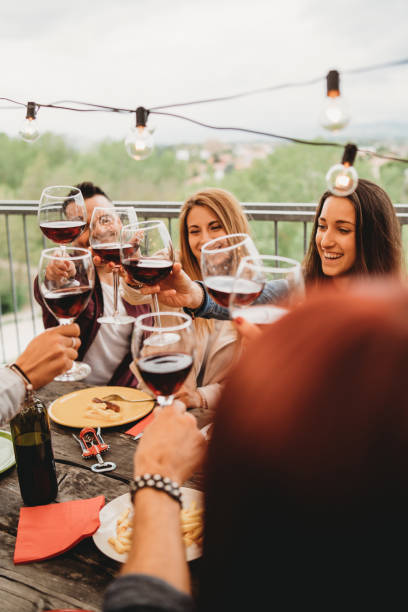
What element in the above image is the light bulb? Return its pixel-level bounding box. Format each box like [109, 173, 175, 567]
[326, 143, 358, 196]
[125, 125, 154, 160]
[19, 102, 40, 142]
[125, 106, 154, 160]
[320, 96, 350, 132]
[320, 70, 350, 132]
[326, 163, 358, 196]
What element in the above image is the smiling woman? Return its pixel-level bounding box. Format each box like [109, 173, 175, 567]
[303, 178, 403, 288]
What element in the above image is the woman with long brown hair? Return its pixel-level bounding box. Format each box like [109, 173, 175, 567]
[303, 178, 403, 288]
[123, 188, 249, 411]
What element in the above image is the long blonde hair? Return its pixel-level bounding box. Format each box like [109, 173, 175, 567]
[179, 188, 250, 334]
[179, 188, 250, 281]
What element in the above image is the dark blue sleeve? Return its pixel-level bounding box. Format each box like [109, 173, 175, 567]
[184, 280, 289, 321]
[183, 281, 230, 320]
[254, 279, 289, 304]
[103, 574, 195, 612]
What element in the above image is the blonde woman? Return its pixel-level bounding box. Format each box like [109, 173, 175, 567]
[122, 188, 249, 412]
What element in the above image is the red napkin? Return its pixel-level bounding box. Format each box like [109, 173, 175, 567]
[125, 411, 155, 437]
[14, 495, 105, 564]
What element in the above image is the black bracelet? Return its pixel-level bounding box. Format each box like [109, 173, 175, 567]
[7, 363, 33, 391]
[130, 473, 182, 506]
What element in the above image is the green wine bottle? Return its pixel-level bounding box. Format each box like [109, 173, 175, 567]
[10, 393, 58, 506]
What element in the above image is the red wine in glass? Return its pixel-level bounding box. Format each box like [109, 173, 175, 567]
[205, 276, 263, 308]
[43, 286, 93, 320]
[122, 258, 174, 286]
[38, 186, 87, 247]
[138, 352, 194, 397]
[133, 312, 195, 406]
[92, 243, 133, 266]
[39, 246, 95, 382]
[39, 220, 86, 244]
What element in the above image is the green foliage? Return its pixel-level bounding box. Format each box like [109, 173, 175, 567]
[0, 133, 406, 313]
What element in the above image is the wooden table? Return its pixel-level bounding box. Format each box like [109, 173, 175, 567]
[0, 381, 209, 612]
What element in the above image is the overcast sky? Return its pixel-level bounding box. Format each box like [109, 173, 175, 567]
[1, 0, 407, 146]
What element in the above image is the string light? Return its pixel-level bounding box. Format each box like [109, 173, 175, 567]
[0, 57, 406, 169]
[320, 70, 350, 132]
[19, 102, 40, 143]
[326, 144, 358, 196]
[124, 107, 154, 160]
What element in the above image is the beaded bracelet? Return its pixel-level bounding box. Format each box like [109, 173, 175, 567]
[130, 473, 182, 506]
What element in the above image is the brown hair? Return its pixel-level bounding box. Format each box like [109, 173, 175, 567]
[303, 178, 403, 287]
[179, 188, 250, 282]
[200, 281, 408, 609]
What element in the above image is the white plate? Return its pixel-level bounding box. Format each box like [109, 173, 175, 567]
[0, 430, 15, 474]
[93, 487, 204, 563]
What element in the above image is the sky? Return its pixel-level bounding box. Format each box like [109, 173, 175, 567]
[1, 0, 407, 146]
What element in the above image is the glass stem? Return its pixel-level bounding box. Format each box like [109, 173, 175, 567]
[152, 293, 162, 327]
[113, 267, 120, 318]
[157, 394, 174, 407]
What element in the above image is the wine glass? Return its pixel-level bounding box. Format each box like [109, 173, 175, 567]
[200, 233, 259, 307]
[120, 220, 175, 315]
[38, 247, 95, 381]
[89, 206, 138, 325]
[38, 185, 87, 249]
[132, 312, 196, 407]
[229, 254, 304, 324]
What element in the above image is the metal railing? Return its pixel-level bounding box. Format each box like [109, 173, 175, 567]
[1, 200, 408, 362]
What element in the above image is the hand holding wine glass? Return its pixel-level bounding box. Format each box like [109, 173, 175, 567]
[38, 185, 87, 247]
[200, 233, 259, 307]
[229, 254, 304, 325]
[121, 220, 175, 314]
[38, 247, 95, 381]
[133, 312, 196, 407]
[89, 206, 137, 325]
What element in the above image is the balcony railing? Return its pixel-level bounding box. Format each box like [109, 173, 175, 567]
[1, 200, 408, 362]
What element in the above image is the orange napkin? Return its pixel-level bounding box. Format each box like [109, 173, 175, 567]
[14, 495, 105, 564]
[125, 411, 155, 437]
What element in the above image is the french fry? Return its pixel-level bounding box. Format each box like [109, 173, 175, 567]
[108, 497, 204, 556]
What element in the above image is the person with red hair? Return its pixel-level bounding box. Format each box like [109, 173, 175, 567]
[104, 280, 408, 611]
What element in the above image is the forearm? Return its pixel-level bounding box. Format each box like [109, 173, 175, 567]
[120, 280, 152, 307]
[0, 368, 25, 426]
[121, 488, 191, 594]
[185, 282, 230, 321]
[255, 279, 289, 305]
[197, 383, 222, 412]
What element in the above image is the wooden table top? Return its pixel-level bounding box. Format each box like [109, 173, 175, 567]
[0, 380, 209, 612]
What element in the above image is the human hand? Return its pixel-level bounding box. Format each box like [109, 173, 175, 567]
[45, 250, 76, 282]
[136, 263, 204, 309]
[134, 401, 207, 484]
[92, 254, 125, 276]
[233, 316, 262, 343]
[15, 324, 81, 389]
[174, 385, 203, 410]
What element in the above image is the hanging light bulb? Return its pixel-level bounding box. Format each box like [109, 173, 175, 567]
[320, 70, 350, 132]
[125, 107, 154, 160]
[326, 144, 358, 196]
[19, 101, 40, 142]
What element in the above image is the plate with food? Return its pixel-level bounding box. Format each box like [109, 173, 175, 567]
[48, 386, 155, 428]
[93, 487, 204, 563]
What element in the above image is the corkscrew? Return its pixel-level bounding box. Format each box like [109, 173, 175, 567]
[72, 427, 116, 473]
